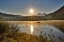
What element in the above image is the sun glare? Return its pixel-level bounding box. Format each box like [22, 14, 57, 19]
[29, 9, 34, 13]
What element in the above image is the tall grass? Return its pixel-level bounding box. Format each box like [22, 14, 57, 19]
[0, 21, 19, 42]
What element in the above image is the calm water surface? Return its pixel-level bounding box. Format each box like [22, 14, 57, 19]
[8, 21, 64, 41]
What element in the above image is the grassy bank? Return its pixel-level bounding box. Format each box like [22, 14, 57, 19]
[0, 21, 50, 42]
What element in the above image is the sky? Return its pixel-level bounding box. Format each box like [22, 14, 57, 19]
[0, 0, 64, 15]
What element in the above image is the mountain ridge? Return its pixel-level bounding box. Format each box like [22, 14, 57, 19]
[45, 5, 64, 20]
[0, 5, 64, 20]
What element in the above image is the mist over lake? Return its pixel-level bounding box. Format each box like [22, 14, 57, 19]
[7, 20, 64, 42]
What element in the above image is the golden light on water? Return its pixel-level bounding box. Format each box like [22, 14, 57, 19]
[30, 22, 34, 34]
[31, 22, 33, 23]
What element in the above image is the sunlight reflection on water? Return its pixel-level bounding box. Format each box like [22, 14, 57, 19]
[7, 21, 64, 41]
[30, 24, 34, 34]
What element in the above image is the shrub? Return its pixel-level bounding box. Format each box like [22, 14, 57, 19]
[0, 21, 19, 41]
[0, 21, 10, 35]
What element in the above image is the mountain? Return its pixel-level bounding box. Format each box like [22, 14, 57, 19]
[53, 6, 64, 14]
[0, 6, 64, 21]
[0, 12, 22, 20]
[45, 6, 64, 20]
[0, 12, 21, 17]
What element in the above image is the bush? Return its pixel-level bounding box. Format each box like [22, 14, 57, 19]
[0, 21, 19, 41]
[0, 21, 10, 35]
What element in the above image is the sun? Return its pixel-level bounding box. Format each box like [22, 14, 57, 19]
[29, 9, 34, 13]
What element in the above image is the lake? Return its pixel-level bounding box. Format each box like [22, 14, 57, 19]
[7, 20, 64, 41]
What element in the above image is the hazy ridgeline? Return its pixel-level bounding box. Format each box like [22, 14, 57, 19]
[0, 6, 64, 21]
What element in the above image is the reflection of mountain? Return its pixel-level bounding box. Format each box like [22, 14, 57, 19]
[45, 6, 64, 20]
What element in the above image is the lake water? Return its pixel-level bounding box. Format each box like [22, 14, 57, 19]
[8, 21, 64, 41]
